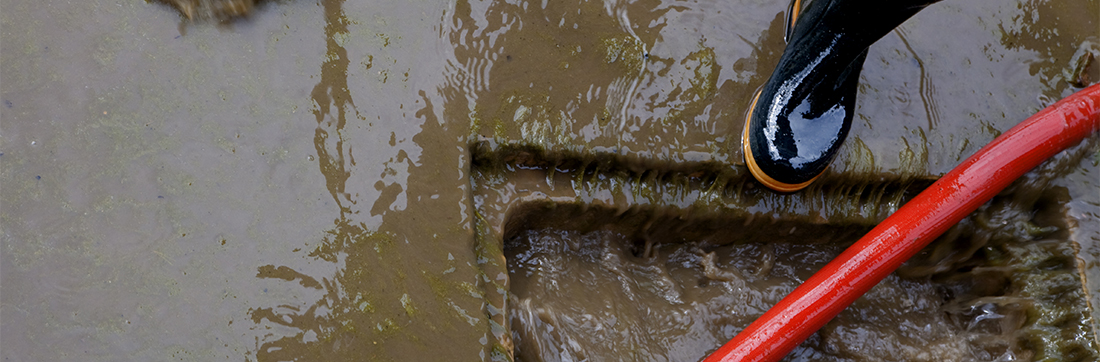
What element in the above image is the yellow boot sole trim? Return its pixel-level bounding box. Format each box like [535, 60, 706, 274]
[741, 89, 824, 193]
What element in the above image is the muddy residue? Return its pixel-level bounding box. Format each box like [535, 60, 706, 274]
[244, 0, 490, 360]
[161, 0, 260, 20]
[490, 139, 1099, 361]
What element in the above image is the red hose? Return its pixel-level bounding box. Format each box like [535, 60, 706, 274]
[704, 83, 1100, 362]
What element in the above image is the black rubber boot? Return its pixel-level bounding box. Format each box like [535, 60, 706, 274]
[743, 0, 940, 192]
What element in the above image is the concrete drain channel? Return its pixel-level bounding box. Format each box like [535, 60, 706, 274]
[470, 142, 1099, 362]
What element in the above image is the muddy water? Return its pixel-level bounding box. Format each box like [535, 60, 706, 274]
[1, 0, 1097, 362]
[500, 145, 1100, 362]
[479, 139, 1098, 361]
[507, 229, 968, 361]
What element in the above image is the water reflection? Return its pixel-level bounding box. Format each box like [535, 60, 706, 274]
[248, 0, 412, 359]
[248, 0, 359, 359]
[840, 0, 1096, 176]
[458, 0, 781, 164]
[998, 0, 1098, 98]
[247, 0, 491, 359]
[309, 0, 357, 214]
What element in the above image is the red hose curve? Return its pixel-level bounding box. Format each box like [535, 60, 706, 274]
[704, 83, 1100, 362]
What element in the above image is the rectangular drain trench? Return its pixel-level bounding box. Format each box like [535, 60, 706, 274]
[471, 144, 1099, 362]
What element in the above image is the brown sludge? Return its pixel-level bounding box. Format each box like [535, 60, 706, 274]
[161, 0, 257, 20]
[476, 138, 1098, 361]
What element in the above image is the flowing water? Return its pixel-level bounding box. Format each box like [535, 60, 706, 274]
[1, 0, 1098, 361]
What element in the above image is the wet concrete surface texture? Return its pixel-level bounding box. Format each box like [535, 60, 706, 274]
[1, 0, 1098, 361]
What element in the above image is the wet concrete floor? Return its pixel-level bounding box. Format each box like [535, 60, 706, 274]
[1, 0, 1098, 361]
